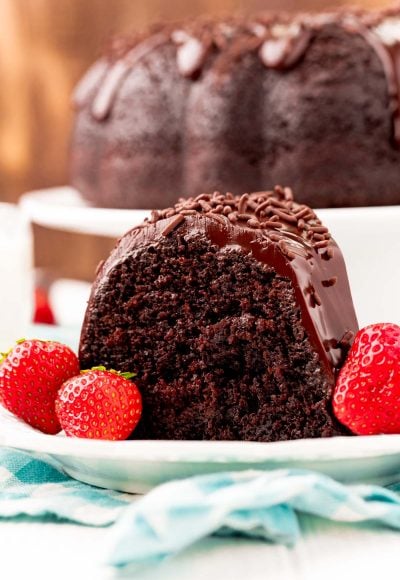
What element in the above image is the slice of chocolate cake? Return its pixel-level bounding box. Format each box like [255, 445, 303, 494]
[79, 187, 358, 441]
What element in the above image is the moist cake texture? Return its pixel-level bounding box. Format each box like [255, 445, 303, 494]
[79, 187, 359, 441]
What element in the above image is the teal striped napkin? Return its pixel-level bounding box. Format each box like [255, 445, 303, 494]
[1, 447, 400, 569]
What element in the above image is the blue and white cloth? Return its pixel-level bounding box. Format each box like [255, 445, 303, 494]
[0, 449, 132, 525]
[2, 448, 400, 569]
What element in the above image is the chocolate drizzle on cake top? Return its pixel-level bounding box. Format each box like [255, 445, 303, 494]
[73, 8, 400, 145]
[258, 23, 312, 69]
[90, 33, 168, 121]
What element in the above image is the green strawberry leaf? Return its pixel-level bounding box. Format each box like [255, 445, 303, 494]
[81, 366, 137, 380]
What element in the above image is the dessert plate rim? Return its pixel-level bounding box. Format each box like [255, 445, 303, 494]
[19, 186, 151, 238]
[2, 405, 400, 463]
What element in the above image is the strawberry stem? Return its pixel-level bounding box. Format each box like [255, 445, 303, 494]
[81, 366, 137, 380]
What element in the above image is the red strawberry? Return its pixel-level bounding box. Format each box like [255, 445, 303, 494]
[55, 368, 142, 440]
[333, 323, 400, 435]
[0, 339, 80, 434]
[34, 287, 56, 325]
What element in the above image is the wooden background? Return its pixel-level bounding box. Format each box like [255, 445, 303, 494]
[0, 0, 392, 280]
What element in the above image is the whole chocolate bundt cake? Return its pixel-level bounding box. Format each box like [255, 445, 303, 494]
[79, 187, 359, 441]
[71, 8, 400, 209]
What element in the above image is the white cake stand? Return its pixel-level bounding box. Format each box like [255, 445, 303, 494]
[19, 187, 150, 238]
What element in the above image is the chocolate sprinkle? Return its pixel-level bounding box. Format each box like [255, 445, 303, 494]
[238, 193, 249, 214]
[321, 247, 334, 261]
[208, 213, 227, 225]
[312, 233, 328, 242]
[142, 187, 335, 259]
[322, 277, 338, 287]
[247, 218, 262, 228]
[268, 232, 283, 242]
[338, 330, 355, 347]
[161, 213, 185, 236]
[295, 207, 312, 219]
[264, 220, 283, 229]
[314, 239, 330, 249]
[271, 208, 298, 224]
[312, 226, 329, 234]
[278, 240, 296, 261]
[323, 338, 339, 351]
[313, 291, 322, 306]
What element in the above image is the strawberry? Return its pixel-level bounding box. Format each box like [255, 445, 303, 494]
[333, 323, 400, 435]
[34, 287, 56, 325]
[55, 368, 142, 440]
[0, 339, 80, 434]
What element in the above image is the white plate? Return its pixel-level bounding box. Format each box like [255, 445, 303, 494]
[18, 325, 399, 491]
[19, 187, 400, 327]
[19, 187, 150, 238]
[2, 405, 400, 492]
[11, 190, 400, 492]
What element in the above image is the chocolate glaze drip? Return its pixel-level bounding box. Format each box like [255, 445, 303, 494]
[344, 18, 400, 145]
[73, 59, 109, 109]
[118, 187, 358, 375]
[91, 33, 167, 120]
[259, 25, 312, 69]
[383, 42, 400, 144]
[76, 9, 400, 146]
[171, 30, 212, 77]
